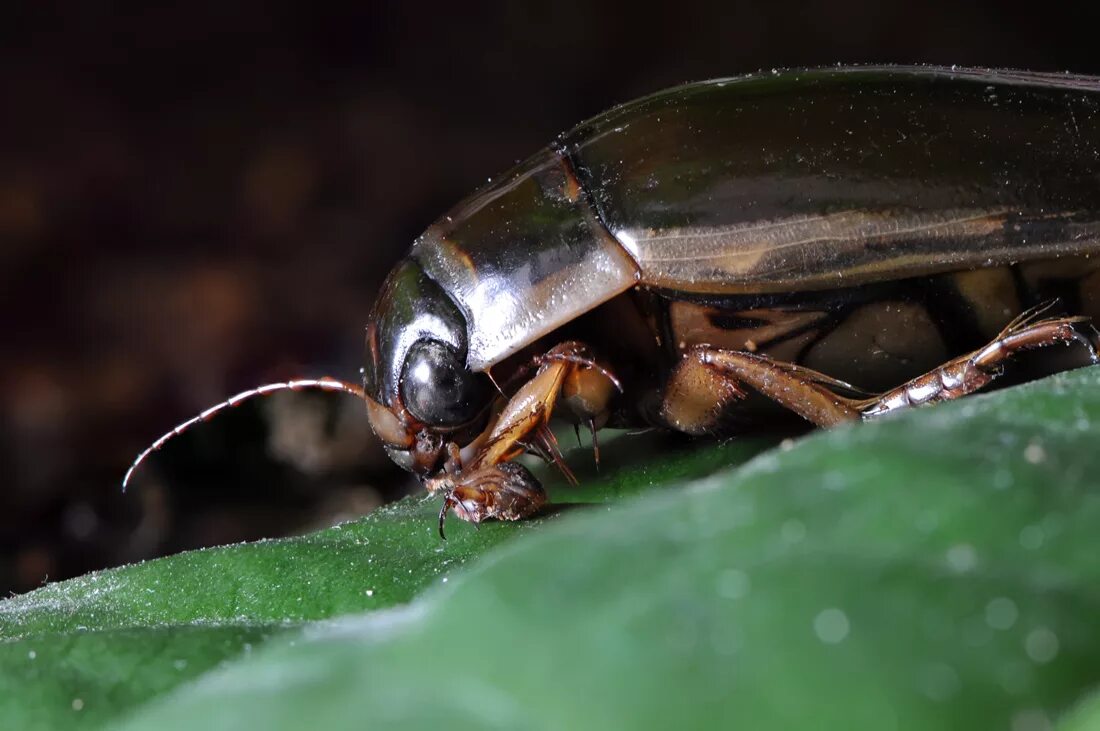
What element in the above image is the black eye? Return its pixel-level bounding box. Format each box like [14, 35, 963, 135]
[400, 340, 490, 426]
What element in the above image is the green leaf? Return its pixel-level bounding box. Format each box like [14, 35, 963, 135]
[5, 368, 1100, 730]
[1059, 689, 1100, 730]
[0, 626, 273, 731]
[0, 431, 767, 730]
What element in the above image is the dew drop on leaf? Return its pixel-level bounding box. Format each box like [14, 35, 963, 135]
[813, 608, 850, 644]
[985, 597, 1019, 630]
[917, 662, 960, 702]
[1025, 628, 1059, 663]
[1023, 442, 1047, 465]
[945, 544, 978, 573]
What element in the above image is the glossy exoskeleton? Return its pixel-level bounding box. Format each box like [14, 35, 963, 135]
[127, 67, 1100, 531]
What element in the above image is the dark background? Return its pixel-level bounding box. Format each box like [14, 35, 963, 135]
[4, 2, 1100, 596]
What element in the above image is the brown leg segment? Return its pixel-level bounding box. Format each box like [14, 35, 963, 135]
[662, 347, 863, 432]
[431, 341, 620, 531]
[475, 341, 619, 470]
[429, 462, 547, 539]
[861, 312, 1097, 417]
[662, 309, 1097, 431]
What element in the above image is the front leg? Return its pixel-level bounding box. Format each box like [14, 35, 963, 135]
[427, 459, 547, 539]
[429, 341, 619, 533]
[475, 341, 619, 471]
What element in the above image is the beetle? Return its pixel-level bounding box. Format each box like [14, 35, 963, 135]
[126, 66, 1100, 532]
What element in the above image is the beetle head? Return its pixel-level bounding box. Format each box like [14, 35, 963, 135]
[363, 258, 493, 475]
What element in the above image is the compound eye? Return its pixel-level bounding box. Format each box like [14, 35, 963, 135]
[400, 340, 489, 427]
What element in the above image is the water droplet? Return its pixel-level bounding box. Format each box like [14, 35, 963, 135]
[917, 662, 960, 701]
[716, 569, 751, 599]
[1023, 442, 1046, 464]
[813, 608, 850, 644]
[986, 597, 1019, 630]
[946, 543, 978, 573]
[1025, 627, 1059, 663]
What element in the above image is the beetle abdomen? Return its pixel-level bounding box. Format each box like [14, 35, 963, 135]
[563, 67, 1100, 293]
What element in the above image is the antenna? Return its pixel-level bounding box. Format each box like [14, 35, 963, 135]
[122, 378, 367, 491]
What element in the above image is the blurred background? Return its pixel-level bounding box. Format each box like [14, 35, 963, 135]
[4, 1, 1100, 596]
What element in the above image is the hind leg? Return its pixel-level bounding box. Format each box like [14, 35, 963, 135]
[861, 311, 1097, 417]
[661, 347, 865, 432]
[661, 308, 1097, 432]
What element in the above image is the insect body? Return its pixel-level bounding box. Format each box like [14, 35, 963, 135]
[127, 67, 1100, 529]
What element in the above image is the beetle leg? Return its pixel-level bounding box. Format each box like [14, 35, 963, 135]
[432, 462, 547, 538]
[472, 342, 619, 470]
[473, 358, 569, 467]
[663, 346, 863, 432]
[513, 426, 578, 485]
[589, 418, 601, 470]
[535, 426, 578, 484]
[496, 342, 622, 395]
[665, 310, 1096, 431]
[438, 493, 457, 540]
[861, 312, 1097, 417]
[431, 342, 617, 533]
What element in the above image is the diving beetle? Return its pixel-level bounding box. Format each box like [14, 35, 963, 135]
[126, 66, 1100, 534]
